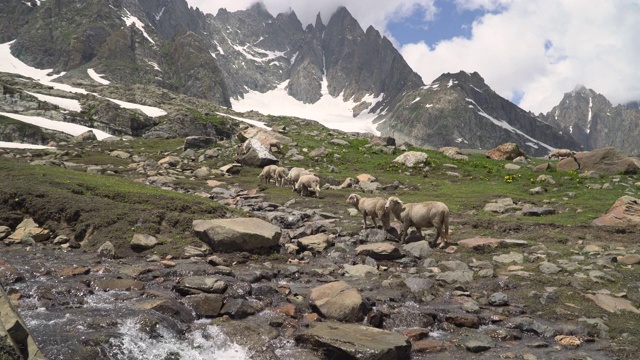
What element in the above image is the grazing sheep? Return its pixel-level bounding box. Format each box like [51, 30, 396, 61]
[547, 149, 576, 160]
[274, 166, 288, 187]
[295, 174, 321, 198]
[287, 167, 314, 188]
[257, 164, 278, 185]
[384, 196, 450, 247]
[346, 193, 390, 230]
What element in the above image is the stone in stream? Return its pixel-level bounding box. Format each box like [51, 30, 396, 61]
[309, 281, 368, 322]
[295, 321, 411, 359]
[193, 218, 281, 252]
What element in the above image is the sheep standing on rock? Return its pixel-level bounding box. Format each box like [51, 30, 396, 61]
[384, 196, 450, 247]
[547, 149, 576, 160]
[295, 174, 321, 198]
[258, 164, 278, 185]
[346, 193, 390, 230]
[274, 166, 288, 187]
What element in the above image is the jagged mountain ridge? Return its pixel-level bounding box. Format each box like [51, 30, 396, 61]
[542, 86, 640, 156]
[376, 71, 581, 156]
[0, 0, 627, 157]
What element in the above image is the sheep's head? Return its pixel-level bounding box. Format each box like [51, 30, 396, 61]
[384, 196, 402, 212]
[346, 193, 360, 205]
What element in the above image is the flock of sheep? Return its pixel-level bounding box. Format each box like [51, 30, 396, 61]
[257, 164, 451, 248]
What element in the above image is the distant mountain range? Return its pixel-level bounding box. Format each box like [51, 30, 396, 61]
[0, 0, 638, 156]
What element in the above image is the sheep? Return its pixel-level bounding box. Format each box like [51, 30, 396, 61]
[346, 193, 390, 230]
[287, 167, 314, 188]
[295, 174, 321, 198]
[257, 164, 278, 185]
[274, 166, 288, 187]
[547, 148, 576, 160]
[384, 196, 450, 247]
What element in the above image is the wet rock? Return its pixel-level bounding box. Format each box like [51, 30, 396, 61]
[400, 328, 430, 342]
[93, 279, 144, 291]
[220, 298, 264, 319]
[0, 226, 10, 240]
[309, 281, 367, 322]
[193, 218, 281, 252]
[130, 234, 158, 252]
[295, 321, 411, 360]
[0, 285, 43, 360]
[458, 331, 495, 353]
[355, 242, 402, 260]
[445, 312, 480, 328]
[505, 316, 557, 337]
[136, 299, 194, 323]
[174, 276, 227, 295]
[412, 339, 449, 353]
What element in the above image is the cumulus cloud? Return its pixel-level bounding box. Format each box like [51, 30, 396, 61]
[186, 0, 640, 113]
[401, 1, 640, 113]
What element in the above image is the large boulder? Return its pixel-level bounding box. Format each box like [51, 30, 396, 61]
[592, 196, 640, 226]
[393, 151, 428, 167]
[295, 321, 411, 360]
[439, 146, 469, 161]
[183, 136, 216, 150]
[485, 143, 527, 160]
[0, 286, 44, 359]
[558, 147, 640, 175]
[236, 139, 279, 167]
[309, 281, 368, 322]
[236, 126, 292, 151]
[193, 218, 281, 252]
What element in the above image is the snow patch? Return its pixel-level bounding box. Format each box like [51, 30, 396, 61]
[410, 97, 420, 105]
[147, 61, 161, 71]
[231, 79, 382, 135]
[87, 68, 110, 85]
[465, 98, 553, 151]
[0, 112, 112, 140]
[215, 112, 271, 130]
[155, 6, 165, 21]
[105, 97, 167, 118]
[0, 141, 53, 149]
[122, 9, 155, 44]
[26, 92, 81, 112]
[587, 96, 592, 134]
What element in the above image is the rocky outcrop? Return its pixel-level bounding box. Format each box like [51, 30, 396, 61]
[592, 196, 640, 226]
[557, 147, 640, 175]
[485, 143, 527, 161]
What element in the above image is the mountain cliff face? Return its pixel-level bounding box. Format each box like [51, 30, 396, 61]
[376, 71, 581, 157]
[542, 86, 640, 156]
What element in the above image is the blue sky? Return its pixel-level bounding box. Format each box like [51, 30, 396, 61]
[187, 0, 640, 114]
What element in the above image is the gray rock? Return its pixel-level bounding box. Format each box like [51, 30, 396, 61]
[109, 150, 131, 159]
[184, 136, 216, 150]
[458, 332, 495, 353]
[130, 234, 159, 252]
[97, 241, 115, 258]
[436, 270, 473, 284]
[493, 252, 524, 264]
[539, 261, 562, 274]
[295, 321, 410, 359]
[193, 218, 281, 252]
[355, 242, 402, 260]
[522, 207, 556, 216]
[402, 240, 432, 259]
[309, 281, 367, 322]
[489, 292, 509, 306]
[393, 151, 428, 167]
[404, 277, 435, 293]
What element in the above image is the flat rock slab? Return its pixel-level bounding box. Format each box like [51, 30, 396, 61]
[295, 321, 411, 360]
[584, 293, 640, 313]
[355, 242, 403, 260]
[458, 237, 528, 250]
[193, 218, 281, 252]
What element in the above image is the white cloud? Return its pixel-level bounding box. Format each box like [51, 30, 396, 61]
[402, 0, 640, 113]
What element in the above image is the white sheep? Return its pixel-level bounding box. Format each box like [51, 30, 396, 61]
[274, 166, 288, 187]
[295, 174, 321, 198]
[547, 149, 576, 160]
[287, 167, 314, 188]
[384, 196, 450, 247]
[257, 164, 278, 185]
[346, 193, 390, 230]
